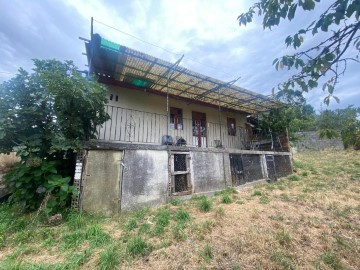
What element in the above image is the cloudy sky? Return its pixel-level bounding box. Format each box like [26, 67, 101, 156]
[0, 0, 359, 112]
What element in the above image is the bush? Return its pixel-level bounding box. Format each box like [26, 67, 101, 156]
[197, 197, 212, 212]
[4, 160, 76, 214]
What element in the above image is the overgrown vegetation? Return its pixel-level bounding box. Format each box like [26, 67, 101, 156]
[0, 60, 109, 214]
[0, 150, 359, 269]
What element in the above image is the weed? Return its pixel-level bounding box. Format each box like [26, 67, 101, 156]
[65, 212, 91, 230]
[266, 184, 276, 191]
[175, 208, 191, 222]
[125, 218, 137, 231]
[270, 214, 284, 221]
[126, 236, 148, 256]
[99, 245, 121, 270]
[139, 223, 151, 234]
[199, 244, 213, 263]
[133, 207, 150, 220]
[153, 208, 170, 234]
[321, 251, 344, 269]
[288, 175, 301, 181]
[85, 224, 110, 247]
[173, 222, 187, 240]
[201, 221, 214, 231]
[293, 160, 305, 169]
[67, 250, 93, 268]
[301, 171, 308, 177]
[170, 197, 182, 206]
[279, 193, 291, 202]
[221, 194, 233, 204]
[260, 195, 270, 204]
[252, 190, 262, 196]
[270, 251, 296, 270]
[61, 230, 86, 250]
[215, 207, 225, 218]
[197, 197, 212, 212]
[275, 231, 292, 246]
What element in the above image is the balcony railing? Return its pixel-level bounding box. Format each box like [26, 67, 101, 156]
[97, 105, 252, 149]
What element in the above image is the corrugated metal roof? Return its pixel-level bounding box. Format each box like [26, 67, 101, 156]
[85, 34, 281, 114]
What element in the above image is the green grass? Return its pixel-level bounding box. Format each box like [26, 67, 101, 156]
[221, 194, 233, 204]
[321, 251, 344, 269]
[99, 245, 121, 270]
[175, 208, 191, 222]
[170, 197, 182, 206]
[270, 251, 296, 270]
[152, 207, 170, 235]
[199, 244, 213, 263]
[197, 197, 212, 212]
[288, 175, 301, 181]
[126, 236, 149, 256]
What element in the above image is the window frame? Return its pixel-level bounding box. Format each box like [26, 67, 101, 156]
[227, 117, 236, 136]
[170, 107, 183, 130]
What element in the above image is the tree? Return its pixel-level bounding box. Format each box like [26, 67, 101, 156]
[238, 0, 360, 105]
[317, 106, 360, 148]
[0, 59, 109, 212]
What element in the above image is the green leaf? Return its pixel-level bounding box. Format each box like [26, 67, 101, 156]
[324, 53, 336, 62]
[308, 80, 318, 88]
[288, 4, 297, 20]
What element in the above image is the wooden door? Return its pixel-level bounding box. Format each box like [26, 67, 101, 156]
[192, 111, 207, 148]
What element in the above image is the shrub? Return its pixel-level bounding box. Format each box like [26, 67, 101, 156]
[221, 195, 233, 204]
[175, 208, 191, 222]
[197, 197, 212, 212]
[126, 236, 148, 256]
[4, 160, 76, 214]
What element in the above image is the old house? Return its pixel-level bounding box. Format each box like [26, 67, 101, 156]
[73, 33, 293, 216]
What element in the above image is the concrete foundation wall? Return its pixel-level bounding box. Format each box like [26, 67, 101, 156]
[191, 151, 227, 193]
[81, 145, 292, 214]
[121, 150, 169, 211]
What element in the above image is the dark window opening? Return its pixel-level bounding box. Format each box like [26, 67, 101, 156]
[227, 117, 236, 136]
[109, 94, 113, 101]
[170, 107, 183, 130]
[115, 95, 118, 102]
[174, 154, 187, 171]
[174, 174, 188, 192]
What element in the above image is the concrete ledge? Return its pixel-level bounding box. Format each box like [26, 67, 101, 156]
[86, 140, 291, 156]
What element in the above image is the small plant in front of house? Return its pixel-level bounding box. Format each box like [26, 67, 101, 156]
[252, 190, 262, 196]
[288, 175, 301, 181]
[98, 244, 121, 269]
[197, 197, 212, 212]
[275, 231, 292, 247]
[175, 208, 191, 222]
[170, 197, 182, 206]
[126, 236, 149, 257]
[215, 207, 225, 218]
[125, 218, 137, 231]
[153, 208, 171, 235]
[221, 194, 233, 204]
[199, 244, 213, 263]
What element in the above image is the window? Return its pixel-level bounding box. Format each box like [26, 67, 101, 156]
[170, 107, 183, 130]
[227, 117, 236, 136]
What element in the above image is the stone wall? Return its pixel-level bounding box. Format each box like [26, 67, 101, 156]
[294, 131, 344, 152]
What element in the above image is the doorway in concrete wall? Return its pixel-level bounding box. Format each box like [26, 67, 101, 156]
[192, 111, 207, 148]
[82, 150, 122, 216]
[170, 152, 192, 195]
[229, 154, 245, 186]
